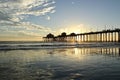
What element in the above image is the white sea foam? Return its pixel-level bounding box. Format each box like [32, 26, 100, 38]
[0, 42, 120, 50]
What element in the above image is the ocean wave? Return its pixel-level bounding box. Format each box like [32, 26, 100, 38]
[0, 42, 120, 50]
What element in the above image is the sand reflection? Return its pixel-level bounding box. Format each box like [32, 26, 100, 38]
[0, 47, 120, 80]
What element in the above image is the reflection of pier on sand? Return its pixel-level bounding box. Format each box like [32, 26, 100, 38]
[71, 47, 120, 57]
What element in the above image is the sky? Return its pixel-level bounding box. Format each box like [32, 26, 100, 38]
[0, 0, 120, 41]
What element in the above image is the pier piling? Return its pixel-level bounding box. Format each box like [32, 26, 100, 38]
[43, 29, 120, 42]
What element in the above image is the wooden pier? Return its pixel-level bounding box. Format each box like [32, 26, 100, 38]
[43, 29, 120, 42]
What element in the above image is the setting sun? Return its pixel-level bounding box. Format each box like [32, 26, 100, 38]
[59, 24, 90, 35]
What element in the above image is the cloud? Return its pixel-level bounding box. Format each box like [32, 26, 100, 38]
[0, 0, 55, 22]
[0, 11, 10, 21]
[0, 0, 56, 38]
[0, 21, 52, 37]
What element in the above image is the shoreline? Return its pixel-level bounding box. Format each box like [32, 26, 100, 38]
[0, 42, 120, 50]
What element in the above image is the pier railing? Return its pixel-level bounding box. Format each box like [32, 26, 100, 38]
[43, 29, 120, 42]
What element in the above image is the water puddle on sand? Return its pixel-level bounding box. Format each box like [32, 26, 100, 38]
[0, 47, 120, 80]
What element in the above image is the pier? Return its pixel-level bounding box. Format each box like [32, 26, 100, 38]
[43, 29, 120, 42]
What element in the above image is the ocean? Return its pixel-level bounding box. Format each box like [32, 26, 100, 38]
[0, 41, 120, 80]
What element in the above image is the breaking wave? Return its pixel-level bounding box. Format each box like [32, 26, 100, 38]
[0, 41, 120, 50]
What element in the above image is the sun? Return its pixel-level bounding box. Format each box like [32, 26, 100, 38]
[59, 24, 89, 35]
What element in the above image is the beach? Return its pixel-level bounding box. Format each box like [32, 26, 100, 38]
[0, 42, 120, 80]
[0, 0, 120, 79]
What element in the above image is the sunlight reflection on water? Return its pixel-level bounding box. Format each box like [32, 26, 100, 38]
[0, 47, 120, 80]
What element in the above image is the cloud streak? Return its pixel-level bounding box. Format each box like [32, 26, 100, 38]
[0, 0, 55, 21]
[0, 21, 52, 37]
[0, 0, 55, 39]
